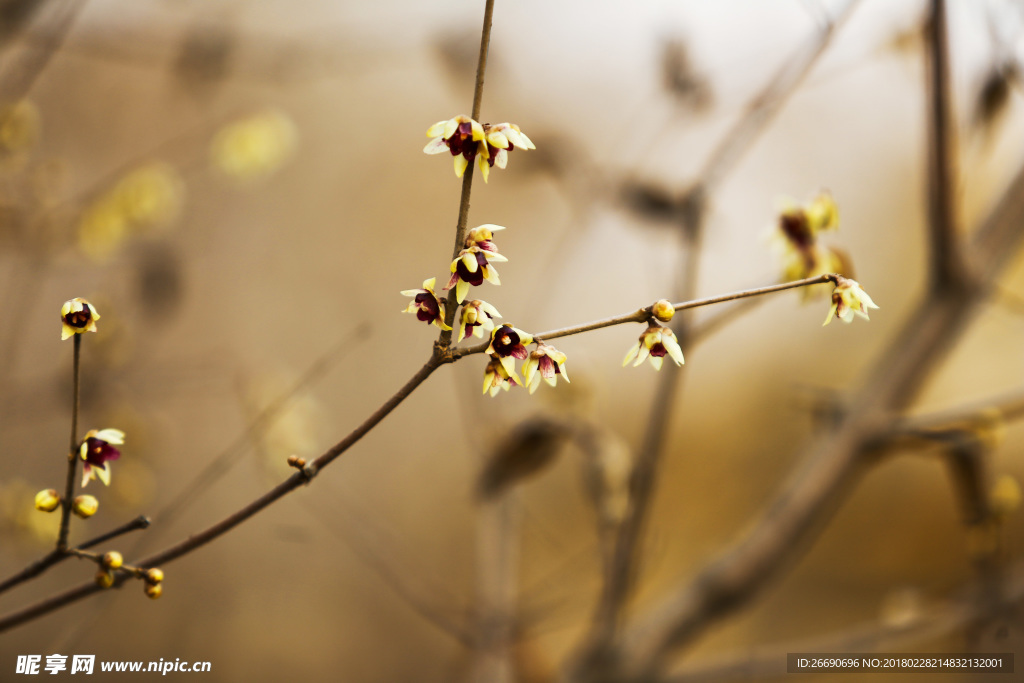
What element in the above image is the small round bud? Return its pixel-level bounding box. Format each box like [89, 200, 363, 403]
[145, 582, 163, 599]
[145, 567, 164, 585]
[652, 300, 675, 323]
[34, 489, 60, 512]
[95, 570, 114, 589]
[286, 455, 306, 469]
[72, 495, 99, 519]
[102, 551, 123, 570]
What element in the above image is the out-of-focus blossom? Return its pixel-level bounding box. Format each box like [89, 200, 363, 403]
[623, 325, 684, 370]
[458, 299, 501, 342]
[483, 357, 517, 396]
[79, 428, 124, 487]
[522, 343, 569, 393]
[424, 115, 486, 179]
[772, 192, 848, 285]
[61, 298, 100, 340]
[445, 246, 505, 303]
[823, 276, 879, 325]
[400, 277, 451, 330]
[0, 100, 40, 154]
[211, 110, 297, 182]
[78, 163, 184, 261]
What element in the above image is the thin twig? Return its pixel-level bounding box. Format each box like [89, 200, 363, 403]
[454, 275, 836, 359]
[56, 333, 81, 552]
[438, 0, 496, 343]
[0, 516, 151, 595]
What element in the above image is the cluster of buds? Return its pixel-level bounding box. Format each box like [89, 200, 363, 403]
[423, 116, 534, 182]
[93, 552, 165, 600]
[772, 192, 850, 286]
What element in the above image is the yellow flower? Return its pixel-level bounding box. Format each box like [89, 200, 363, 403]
[623, 325, 684, 370]
[457, 299, 501, 343]
[478, 122, 535, 182]
[522, 343, 569, 393]
[482, 357, 517, 396]
[772, 192, 847, 286]
[400, 277, 451, 330]
[78, 428, 124, 487]
[486, 324, 533, 381]
[823, 276, 879, 325]
[60, 298, 100, 340]
[444, 246, 506, 304]
[424, 115, 487, 179]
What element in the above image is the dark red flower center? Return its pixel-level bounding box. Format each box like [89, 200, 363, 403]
[64, 305, 93, 329]
[82, 437, 120, 467]
[447, 122, 480, 161]
[413, 292, 440, 323]
[780, 212, 813, 249]
[649, 343, 668, 358]
[455, 252, 488, 287]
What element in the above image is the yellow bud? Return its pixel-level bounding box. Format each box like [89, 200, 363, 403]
[145, 582, 163, 599]
[145, 567, 164, 585]
[102, 551, 123, 570]
[72, 495, 99, 519]
[95, 570, 114, 589]
[652, 300, 675, 323]
[34, 489, 60, 512]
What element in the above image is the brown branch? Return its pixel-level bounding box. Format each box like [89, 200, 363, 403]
[0, 352, 444, 632]
[438, 0, 496, 343]
[56, 333, 81, 552]
[612, 140, 1024, 680]
[662, 562, 1024, 683]
[925, 0, 967, 290]
[0, 516, 150, 595]
[454, 275, 837, 359]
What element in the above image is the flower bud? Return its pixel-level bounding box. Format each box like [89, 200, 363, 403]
[145, 567, 164, 585]
[72, 495, 99, 518]
[95, 570, 114, 588]
[34, 489, 60, 512]
[145, 582, 163, 599]
[286, 455, 306, 469]
[102, 551, 123, 570]
[652, 300, 675, 322]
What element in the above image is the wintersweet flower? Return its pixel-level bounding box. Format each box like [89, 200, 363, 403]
[483, 357, 518, 396]
[478, 122, 535, 182]
[423, 115, 487, 179]
[773, 192, 848, 284]
[623, 325, 685, 370]
[458, 299, 501, 342]
[400, 277, 452, 330]
[823, 276, 879, 325]
[78, 428, 124, 487]
[464, 224, 505, 255]
[486, 324, 533, 379]
[60, 298, 100, 340]
[445, 246, 506, 303]
[522, 343, 569, 393]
